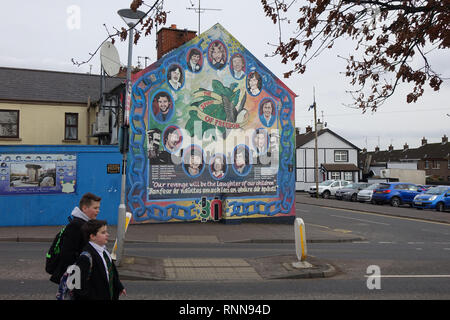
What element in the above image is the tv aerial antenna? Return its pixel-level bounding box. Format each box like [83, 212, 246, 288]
[186, 0, 222, 35]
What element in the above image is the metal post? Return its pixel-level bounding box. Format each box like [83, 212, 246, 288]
[313, 88, 319, 198]
[116, 27, 134, 266]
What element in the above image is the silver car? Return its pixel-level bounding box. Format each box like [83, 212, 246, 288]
[336, 183, 371, 201]
[357, 183, 380, 202]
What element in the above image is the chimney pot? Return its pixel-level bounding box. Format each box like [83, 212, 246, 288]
[375, 146, 380, 152]
[403, 143, 409, 151]
[442, 134, 448, 144]
[306, 125, 312, 133]
[421, 137, 427, 146]
[171, 24, 177, 29]
[388, 144, 394, 151]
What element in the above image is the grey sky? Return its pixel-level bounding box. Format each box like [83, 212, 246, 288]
[1, 0, 448, 151]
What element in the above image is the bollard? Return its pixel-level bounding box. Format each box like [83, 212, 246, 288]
[111, 211, 132, 261]
[294, 218, 311, 268]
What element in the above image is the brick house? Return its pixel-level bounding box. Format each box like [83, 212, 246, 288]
[359, 135, 450, 184]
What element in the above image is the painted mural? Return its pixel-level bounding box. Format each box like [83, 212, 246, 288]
[0, 153, 77, 195]
[127, 24, 295, 222]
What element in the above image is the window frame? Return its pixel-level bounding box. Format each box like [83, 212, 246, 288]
[330, 172, 340, 180]
[334, 150, 349, 162]
[0, 109, 19, 138]
[344, 171, 353, 181]
[64, 113, 79, 141]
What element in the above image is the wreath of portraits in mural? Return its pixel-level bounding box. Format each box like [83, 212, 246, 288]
[129, 34, 295, 220]
[148, 39, 280, 181]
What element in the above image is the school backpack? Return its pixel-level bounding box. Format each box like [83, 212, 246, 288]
[56, 251, 92, 300]
[45, 217, 72, 275]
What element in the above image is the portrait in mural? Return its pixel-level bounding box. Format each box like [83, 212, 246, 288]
[167, 64, 184, 91]
[209, 153, 227, 180]
[186, 48, 203, 73]
[247, 71, 262, 96]
[127, 24, 295, 223]
[259, 98, 277, 127]
[151, 90, 174, 123]
[208, 40, 227, 70]
[230, 53, 246, 80]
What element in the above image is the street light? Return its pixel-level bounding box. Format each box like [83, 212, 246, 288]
[115, 8, 146, 266]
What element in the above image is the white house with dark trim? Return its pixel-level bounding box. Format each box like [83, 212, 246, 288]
[295, 123, 361, 191]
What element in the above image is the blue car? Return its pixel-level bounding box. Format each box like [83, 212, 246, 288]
[372, 182, 424, 207]
[413, 186, 450, 212]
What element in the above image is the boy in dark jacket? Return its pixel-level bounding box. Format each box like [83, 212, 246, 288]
[50, 192, 101, 284]
[74, 219, 126, 300]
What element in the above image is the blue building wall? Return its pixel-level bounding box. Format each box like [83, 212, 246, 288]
[0, 145, 122, 226]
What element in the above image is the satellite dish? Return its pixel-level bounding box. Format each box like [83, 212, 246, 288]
[100, 41, 121, 76]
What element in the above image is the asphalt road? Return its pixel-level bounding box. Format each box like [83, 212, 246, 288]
[0, 202, 449, 300]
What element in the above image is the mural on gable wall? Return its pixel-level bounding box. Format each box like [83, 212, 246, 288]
[127, 24, 295, 223]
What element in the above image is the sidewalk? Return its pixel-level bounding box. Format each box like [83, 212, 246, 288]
[0, 217, 349, 281]
[3, 192, 447, 281]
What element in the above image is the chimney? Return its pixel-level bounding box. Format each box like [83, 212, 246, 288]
[316, 119, 324, 131]
[156, 25, 197, 60]
[421, 137, 427, 146]
[403, 143, 409, 151]
[442, 134, 448, 144]
[295, 127, 300, 136]
[362, 148, 367, 153]
[305, 125, 312, 133]
[375, 146, 380, 152]
[388, 144, 394, 152]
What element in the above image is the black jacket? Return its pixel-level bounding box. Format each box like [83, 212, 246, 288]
[73, 243, 124, 300]
[49, 217, 87, 284]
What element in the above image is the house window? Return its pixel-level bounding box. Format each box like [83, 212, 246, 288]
[334, 150, 348, 162]
[424, 160, 429, 169]
[448, 160, 450, 169]
[65, 113, 78, 140]
[344, 172, 353, 181]
[330, 172, 340, 180]
[432, 161, 440, 169]
[0, 110, 19, 138]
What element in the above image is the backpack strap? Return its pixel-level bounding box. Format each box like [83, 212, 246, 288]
[79, 251, 93, 278]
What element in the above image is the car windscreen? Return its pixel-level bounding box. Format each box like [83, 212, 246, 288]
[364, 184, 379, 190]
[425, 186, 450, 195]
[319, 180, 334, 186]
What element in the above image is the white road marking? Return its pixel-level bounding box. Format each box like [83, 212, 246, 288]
[330, 214, 390, 226]
[365, 275, 450, 278]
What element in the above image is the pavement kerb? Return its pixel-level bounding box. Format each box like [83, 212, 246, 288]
[117, 254, 338, 281]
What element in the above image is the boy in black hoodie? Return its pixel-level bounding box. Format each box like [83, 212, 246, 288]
[50, 192, 101, 284]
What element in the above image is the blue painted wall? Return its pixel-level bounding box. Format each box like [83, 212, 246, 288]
[0, 145, 122, 226]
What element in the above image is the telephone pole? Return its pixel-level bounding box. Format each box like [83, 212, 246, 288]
[313, 88, 319, 198]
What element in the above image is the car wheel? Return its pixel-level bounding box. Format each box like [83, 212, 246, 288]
[351, 194, 357, 202]
[322, 190, 330, 199]
[436, 202, 445, 212]
[390, 197, 401, 207]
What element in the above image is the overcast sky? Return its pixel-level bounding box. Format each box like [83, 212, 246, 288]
[1, 0, 448, 151]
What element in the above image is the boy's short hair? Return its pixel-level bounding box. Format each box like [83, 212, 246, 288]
[82, 219, 108, 241]
[79, 192, 101, 209]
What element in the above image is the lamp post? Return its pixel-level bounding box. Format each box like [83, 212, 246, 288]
[115, 8, 146, 266]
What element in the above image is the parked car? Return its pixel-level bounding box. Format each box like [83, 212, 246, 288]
[308, 180, 351, 199]
[335, 182, 371, 201]
[357, 183, 380, 203]
[413, 185, 450, 212]
[371, 182, 425, 207]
